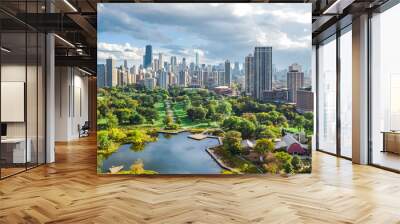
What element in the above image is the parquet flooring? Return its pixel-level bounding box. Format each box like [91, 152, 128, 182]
[0, 135, 400, 223]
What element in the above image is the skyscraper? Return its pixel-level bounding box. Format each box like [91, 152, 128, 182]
[159, 71, 168, 89]
[287, 63, 304, 103]
[124, 59, 128, 70]
[106, 58, 118, 87]
[179, 70, 189, 87]
[224, 60, 231, 87]
[144, 45, 152, 68]
[170, 56, 177, 73]
[158, 53, 163, 70]
[245, 54, 254, 96]
[234, 61, 240, 76]
[195, 52, 199, 67]
[97, 64, 106, 88]
[254, 46, 272, 100]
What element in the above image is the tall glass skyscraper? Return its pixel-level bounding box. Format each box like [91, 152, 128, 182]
[254, 47, 272, 100]
[144, 45, 153, 68]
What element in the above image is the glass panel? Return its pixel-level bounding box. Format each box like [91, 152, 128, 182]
[1, 30, 27, 178]
[318, 36, 337, 154]
[27, 31, 38, 169]
[371, 4, 400, 171]
[340, 28, 352, 158]
[38, 32, 45, 165]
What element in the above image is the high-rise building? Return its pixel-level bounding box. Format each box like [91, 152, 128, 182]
[234, 61, 240, 76]
[124, 60, 128, 70]
[170, 56, 177, 73]
[224, 60, 231, 86]
[144, 78, 156, 90]
[296, 88, 314, 113]
[218, 71, 225, 86]
[159, 71, 168, 89]
[97, 64, 106, 88]
[287, 63, 304, 103]
[106, 58, 118, 87]
[158, 53, 163, 70]
[254, 46, 272, 100]
[179, 70, 189, 87]
[153, 59, 159, 71]
[195, 52, 199, 66]
[245, 54, 254, 96]
[182, 57, 186, 70]
[144, 45, 152, 68]
[130, 65, 136, 76]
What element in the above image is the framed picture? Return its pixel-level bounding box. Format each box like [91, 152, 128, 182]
[97, 3, 313, 175]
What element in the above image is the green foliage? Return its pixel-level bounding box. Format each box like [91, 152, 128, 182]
[97, 130, 110, 149]
[222, 116, 256, 138]
[108, 128, 127, 142]
[216, 101, 232, 116]
[187, 106, 207, 121]
[255, 138, 275, 155]
[291, 155, 303, 171]
[129, 112, 146, 125]
[282, 161, 294, 174]
[223, 131, 242, 155]
[274, 151, 293, 164]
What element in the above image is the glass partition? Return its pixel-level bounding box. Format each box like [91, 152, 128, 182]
[0, 1, 46, 179]
[339, 27, 352, 158]
[317, 35, 337, 154]
[371, 3, 400, 171]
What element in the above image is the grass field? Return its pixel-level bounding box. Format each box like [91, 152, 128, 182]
[153, 102, 167, 128]
[172, 101, 219, 129]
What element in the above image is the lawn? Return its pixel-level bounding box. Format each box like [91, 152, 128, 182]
[172, 101, 219, 129]
[153, 102, 167, 128]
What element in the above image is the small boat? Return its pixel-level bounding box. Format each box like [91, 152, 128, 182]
[109, 165, 124, 174]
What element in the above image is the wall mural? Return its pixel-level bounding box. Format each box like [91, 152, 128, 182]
[97, 3, 313, 175]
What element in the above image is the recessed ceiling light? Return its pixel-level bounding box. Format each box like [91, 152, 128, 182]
[63, 0, 78, 12]
[54, 34, 75, 48]
[1, 47, 11, 53]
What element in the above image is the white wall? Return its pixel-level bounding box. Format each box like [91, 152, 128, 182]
[54, 67, 89, 141]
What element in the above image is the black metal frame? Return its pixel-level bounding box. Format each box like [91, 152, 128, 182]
[367, 1, 400, 173]
[0, 0, 47, 180]
[315, 0, 400, 172]
[315, 22, 353, 162]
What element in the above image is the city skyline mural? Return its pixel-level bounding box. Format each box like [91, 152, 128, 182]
[97, 3, 313, 175]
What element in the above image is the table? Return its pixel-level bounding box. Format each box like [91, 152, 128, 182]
[382, 131, 400, 154]
[1, 138, 31, 163]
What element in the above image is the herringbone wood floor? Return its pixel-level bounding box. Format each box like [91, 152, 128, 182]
[1, 136, 400, 224]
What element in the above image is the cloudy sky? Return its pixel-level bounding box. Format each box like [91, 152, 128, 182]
[97, 3, 312, 71]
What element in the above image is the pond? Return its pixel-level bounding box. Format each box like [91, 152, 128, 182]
[101, 132, 223, 174]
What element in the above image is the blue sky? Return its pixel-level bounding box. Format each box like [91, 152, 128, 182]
[97, 3, 311, 71]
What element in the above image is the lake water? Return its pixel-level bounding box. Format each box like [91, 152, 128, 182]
[101, 132, 222, 174]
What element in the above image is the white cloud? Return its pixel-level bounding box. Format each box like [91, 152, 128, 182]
[97, 42, 143, 62]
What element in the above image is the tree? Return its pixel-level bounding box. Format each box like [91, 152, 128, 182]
[115, 108, 132, 124]
[291, 155, 303, 171]
[137, 107, 158, 121]
[222, 116, 243, 131]
[106, 112, 118, 128]
[294, 115, 306, 131]
[223, 131, 242, 155]
[254, 138, 275, 162]
[108, 128, 126, 142]
[97, 130, 110, 149]
[274, 151, 293, 173]
[187, 106, 207, 121]
[282, 161, 294, 174]
[239, 119, 256, 139]
[242, 113, 257, 124]
[129, 112, 145, 125]
[256, 112, 272, 125]
[216, 101, 232, 116]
